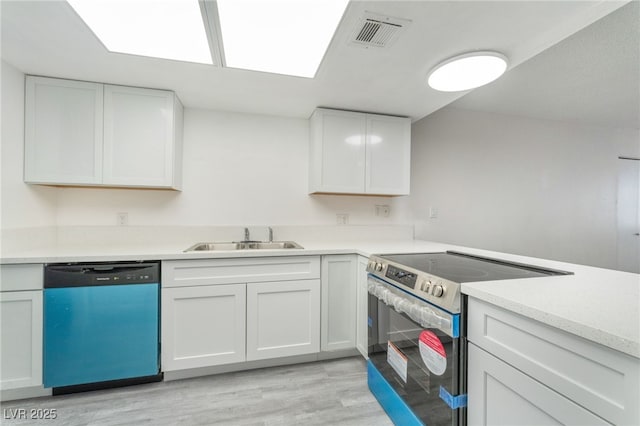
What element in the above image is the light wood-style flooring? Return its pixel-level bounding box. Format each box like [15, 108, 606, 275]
[1, 357, 393, 425]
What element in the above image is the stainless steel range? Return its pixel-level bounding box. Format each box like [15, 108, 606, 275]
[366, 251, 571, 426]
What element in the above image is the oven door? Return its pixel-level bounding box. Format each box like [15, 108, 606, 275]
[367, 275, 465, 426]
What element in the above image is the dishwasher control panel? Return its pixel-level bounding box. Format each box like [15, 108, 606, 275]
[44, 262, 159, 288]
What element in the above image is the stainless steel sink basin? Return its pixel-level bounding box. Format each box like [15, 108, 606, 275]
[184, 241, 303, 252]
[185, 242, 242, 251]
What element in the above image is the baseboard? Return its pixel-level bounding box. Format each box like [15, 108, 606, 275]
[1, 386, 52, 402]
[164, 350, 362, 381]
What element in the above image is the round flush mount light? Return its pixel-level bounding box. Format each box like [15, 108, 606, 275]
[427, 51, 508, 92]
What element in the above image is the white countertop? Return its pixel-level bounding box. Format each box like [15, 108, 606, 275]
[1, 238, 638, 358]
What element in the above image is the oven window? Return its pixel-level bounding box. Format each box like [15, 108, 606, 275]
[369, 295, 460, 426]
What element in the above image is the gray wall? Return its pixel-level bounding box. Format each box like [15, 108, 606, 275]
[409, 107, 640, 269]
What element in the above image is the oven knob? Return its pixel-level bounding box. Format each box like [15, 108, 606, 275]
[432, 285, 444, 297]
[375, 263, 384, 272]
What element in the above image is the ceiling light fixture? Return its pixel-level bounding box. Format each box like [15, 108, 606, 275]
[216, 0, 349, 78]
[427, 51, 508, 92]
[66, 0, 212, 64]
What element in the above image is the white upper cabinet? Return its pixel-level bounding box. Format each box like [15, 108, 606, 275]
[24, 76, 183, 190]
[24, 77, 103, 185]
[309, 108, 410, 195]
[103, 85, 182, 188]
[309, 109, 366, 194]
[365, 114, 411, 195]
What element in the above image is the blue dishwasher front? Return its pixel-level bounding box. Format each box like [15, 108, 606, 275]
[44, 262, 161, 393]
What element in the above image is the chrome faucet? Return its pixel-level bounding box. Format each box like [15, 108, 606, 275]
[244, 227, 250, 242]
[268, 227, 273, 242]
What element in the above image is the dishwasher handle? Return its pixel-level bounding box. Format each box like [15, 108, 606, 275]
[45, 262, 160, 288]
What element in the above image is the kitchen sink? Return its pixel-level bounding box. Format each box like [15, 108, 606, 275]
[184, 241, 303, 252]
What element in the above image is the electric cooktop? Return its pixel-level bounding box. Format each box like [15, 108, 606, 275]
[379, 251, 566, 283]
[366, 251, 572, 313]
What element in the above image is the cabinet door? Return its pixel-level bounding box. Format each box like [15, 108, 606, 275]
[365, 114, 411, 195]
[161, 284, 246, 371]
[321, 255, 357, 352]
[309, 109, 366, 194]
[24, 76, 103, 184]
[246, 280, 320, 361]
[468, 343, 611, 426]
[355, 256, 369, 358]
[0, 291, 43, 390]
[103, 85, 178, 188]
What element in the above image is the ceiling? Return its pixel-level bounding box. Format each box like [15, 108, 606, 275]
[452, 0, 639, 129]
[0, 1, 633, 123]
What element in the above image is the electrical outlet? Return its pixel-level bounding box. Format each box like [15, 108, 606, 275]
[375, 205, 391, 217]
[336, 214, 349, 225]
[117, 212, 129, 226]
[429, 207, 438, 219]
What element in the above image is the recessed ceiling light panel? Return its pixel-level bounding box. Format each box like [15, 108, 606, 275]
[67, 0, 213, 64]
[427, 51, 508, 92]
[217, 0, 349, 78]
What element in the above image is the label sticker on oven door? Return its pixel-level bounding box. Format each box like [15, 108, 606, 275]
[387, 341, 408, 383]
[419, 331, 447, 376]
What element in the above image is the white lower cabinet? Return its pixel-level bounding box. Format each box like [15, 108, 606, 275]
[355, 255, 369, 358]
[161, 284, 246, 371]
[0, 291, 43, 391]
[161, 257, 322, 372]
[321, 255, 357, 352]
[247, 280, 320, 361]
[468, 297, 639, 425]
[0, 264, 44, 395]
[468, 343, 610, 425]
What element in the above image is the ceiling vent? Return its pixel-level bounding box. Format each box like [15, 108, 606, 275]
[349, 12, 411, 49]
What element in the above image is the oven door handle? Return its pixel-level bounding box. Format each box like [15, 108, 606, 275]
[368, 276, 457, 338]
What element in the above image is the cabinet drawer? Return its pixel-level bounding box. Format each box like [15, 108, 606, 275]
[162, 256, 320, 287]
[0, 264, 43, 291]
[468, 298, 639, 425]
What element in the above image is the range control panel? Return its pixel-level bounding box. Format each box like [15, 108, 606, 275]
[366, 255, 461, 313]
[385, 265, 417, 288]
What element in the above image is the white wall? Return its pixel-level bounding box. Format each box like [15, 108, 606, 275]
[0, 77, 411, 231]
[54, 108, 412, 227]
[410, 107, 640, 269]
[0, 61, 57, 230]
